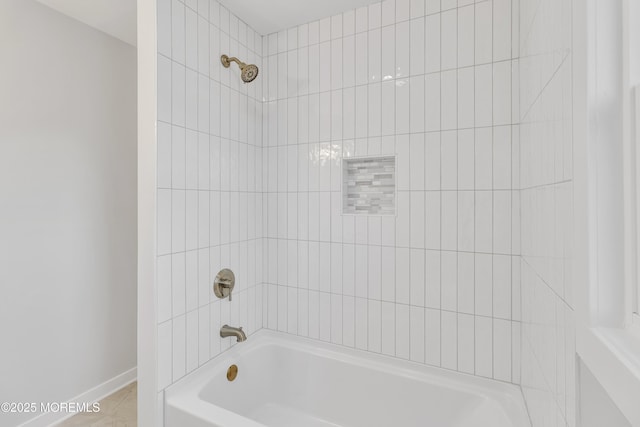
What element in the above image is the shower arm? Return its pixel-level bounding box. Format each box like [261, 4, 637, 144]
[221, 55, 246, 69]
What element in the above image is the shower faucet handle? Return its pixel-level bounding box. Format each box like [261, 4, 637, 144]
[213, 269, 235, 301]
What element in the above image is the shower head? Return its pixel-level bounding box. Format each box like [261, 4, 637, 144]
[221, 54, 259, 83]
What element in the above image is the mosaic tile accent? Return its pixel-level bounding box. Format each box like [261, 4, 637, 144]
[343, 156, 396, 215]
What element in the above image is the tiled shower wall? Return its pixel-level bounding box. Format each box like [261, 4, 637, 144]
[262, 0, 523, 383]
[155, 0, 265, 413]
[519, 0, 576, 425]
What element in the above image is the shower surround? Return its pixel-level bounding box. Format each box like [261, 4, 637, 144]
[262, 0, 521, 382]
[155, 0, 265, 417]
[519, 0, 576, 425]
[155, 0, 527, 424]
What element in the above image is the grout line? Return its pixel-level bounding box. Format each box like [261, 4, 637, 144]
[438, 1, 443, 369]
[472, 0, 477, 378]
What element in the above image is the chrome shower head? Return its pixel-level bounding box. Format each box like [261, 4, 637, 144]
[221, 54, 259, 83]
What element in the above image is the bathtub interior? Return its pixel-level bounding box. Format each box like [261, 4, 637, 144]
[167, 332, 529, 427]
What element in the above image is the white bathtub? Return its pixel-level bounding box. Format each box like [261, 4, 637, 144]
[165, 330, 531, 427]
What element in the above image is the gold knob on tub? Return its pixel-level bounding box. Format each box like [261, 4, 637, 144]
[227, 364, 238, 381]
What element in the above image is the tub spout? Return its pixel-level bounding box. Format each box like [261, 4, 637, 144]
[220, 325, 247, 342]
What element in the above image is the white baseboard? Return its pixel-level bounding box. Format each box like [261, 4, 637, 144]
[17, 367, 137, 427]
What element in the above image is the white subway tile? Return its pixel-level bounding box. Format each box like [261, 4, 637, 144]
[344, 10, 356, 36]
[185, 251, 199, 311]
[171, 190, 186, 252]
[475, 191, 493, 253]
[172, 314, 186, 381]
[441, 130, 457, 190]
[493, 255, 511, 319]
[368, 28, 382, 82]
[475, 1, 492, 64]
[309, 241, 320, 291]
[278, 285, 288, 332]
[425, 308, 441, 366]
[475, 253, 492, 317]
[158, 255, 173, 323]
[331, 293, 343, 344]
[172, 62, 186, 127]
[158, 122, 172, 188]
[382, 302, 396, 356]
[368, 246, 382, 300]
[381, 0, 396, 27]
[343, 36, 356, 89]
[368, 2, 382, 29]
[368, 83, 382, 136]
[381, 81, 395, 136]
[458, 313, 475, 374]
[171, 253, 186, 318]
[441, 0, 457, 11]
[441, 251, 457, 311]
[441, 70, 457, 130]
[158, 321, 172, 390]
[475, 316, 493, 378]
[425, 132, 441, 189]
[458, 67, 475, 129]
[408, 133, 425, 190]
[410, 0, 425, 18]
[493, 126, 512, 189]
[425, 13, 441, 72]
[186, 310, 198, 373]
[308, 21, 320, 45]
[355, 33, 369, 86]
[410, 17, 425, 75]
[158, 0, 172, 56]
[410, 248, 426, 305]
[343, 296, 356, 346]
[396, 21, 410, 78]
[172, 0, 185, 64]
[185, 8, 197, 69]
[309, 290, 320, 338]
[424, 74, 441, 131]
[158, 55, 172, 124]
[475, 64, 493, 127]
[319, 17, 331, 42]
[493, 319, 511, 381]
[396, 79, 410, 134]
[331, 243, 343, 295]
[425, 0, 440, 15]
[425, 191, 441, 250]
[475, 127, 493, 190]
[493, 61, 512, 125]
[441, 191, 458, 252]
[368, 300, 382, 352]
[457, 251, 474, 314]
[493, 191, 511, 254]
[457, 5, 474, 68]
[396, 191, 411, 247]
[493, 0, 511, 61]
[288, 27, 298, 50]
[441, 9, 457, 70]
[198, 305, 209, 365]
[396, 247, 411, 304]
[396, 304, 410, 359]
[397, 0, 411, 22]
[457, 191, 474, 253]
[441, 311, 457, 370]
[355, 297, 368, 350]
[410, 306, 425, 362]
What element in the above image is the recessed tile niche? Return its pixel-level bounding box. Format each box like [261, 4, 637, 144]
[342, 156, 396, 215]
